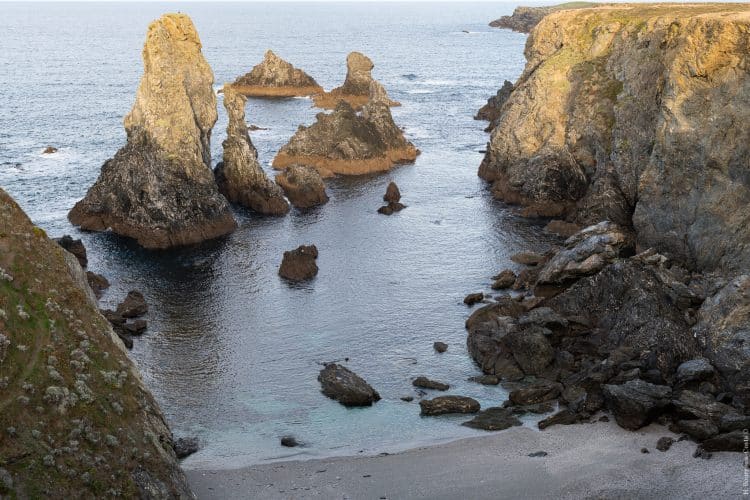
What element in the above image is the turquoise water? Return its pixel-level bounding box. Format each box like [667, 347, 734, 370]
[0, 2, 558, 468]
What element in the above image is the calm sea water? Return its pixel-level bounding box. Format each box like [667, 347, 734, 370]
[0, 2, 558, 468]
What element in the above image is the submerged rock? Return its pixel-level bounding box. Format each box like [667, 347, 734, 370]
[69, 14, 235, 248]
[232, 49, 323, 97]
[313, 52, 399, 110]
[420, 396, 480, 416]
[275, 164, 329, 209]
[54, 235, 87, 268]
[318, 363, 381, 406]
[215, 85, 289, 215]
[42, 146, 58, 154]
[433, 342, 448, 353]
[278, 244, 319, 281]
[412, 377, 450, 391]
[280, 436, 299, 448]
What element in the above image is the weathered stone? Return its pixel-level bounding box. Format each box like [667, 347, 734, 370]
[69, 14, 235, 248]
[656, 436, 675, 452]
[462, 407, 521, 431]
[173, 437, 199, 459]
[275, 164, 329, 209]
[671, 390, 735, 423]
[489, 4, 591, 33]
[603, 379, 672, 430]
[215, 85, 289, 215]
[313, 52, 399, 110]
[232, 49, 323, 97]
[701, 431, 745, 452]
[538, 409, 580, 430]
[468, 374, 500, 385]
[509, 380, 561, 406]
[719, 413, 750, 433]
[492, 270, 516, 290]
[507, 325, 555, 375]
[123, 319, 147, 335]
[433, 342, 448, 353]
[510, 252, 544, 266]
[676, 358, 716, 384]
[463, 292, 484, 306]
[420, 396, 480, 416]
[116, 290, 147, 318]
[475, 80, 513, 131]
[412, 377, 449, 391]
[279, 245, 318, 281]
[318, 363, 380, 407]
[85, 271, 110, 299]
[675, 420, 719, 441]
[54, 235, 87, 268]
[384, 182, 401, 203]
[545, 220, 582, 239]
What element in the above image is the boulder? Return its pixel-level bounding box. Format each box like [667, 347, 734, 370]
[313, 52, 399, 110]
[383, 182, 401, 203]
[508, 380, 561, 406]
[280, 436, 299, 447]
[545, 220, 582, 238]
[318, 363, 380, 406]
[85, 271, 110, 298]
[491, 269, 516, 290]
[275, 164, 329, 209]
[468, 374, 500, 385]
[278, 245, 319, 281]
[507, 325, 555, 375]
[69, 14, 235, 248]
[701, 430, 745, 452]
[173, 437, 200, 459]
[54, 235, 87, 267]
[42, 146, 58, 154]
[675, 358, 716, 384]
[419, 396, 480, 416]
[674, 419, 719, 441]
[232, 49, 323, 97]
[214, 85, 289, 215]
[123, 319, 148, 335]
[537, 409, 580, 430]
[656, 437, 674, 452]
[462, 407, 522, 431]
[412, 377, 449, 391]
[603, 379, 672, 430]
[116, 290, 148, 318]
[378, 202, 406, 215]
[433, 342, 448, 353]
[671, 390, 735, 423]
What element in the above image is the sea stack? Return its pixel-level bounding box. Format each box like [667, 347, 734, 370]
[273, 82, 417, 176]
[214, 85, 289, 215]
[231, 49, 323, 98]
[68, 13, 235, 249]
[313, 52, 400, 110]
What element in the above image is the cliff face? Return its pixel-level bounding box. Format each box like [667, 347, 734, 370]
[480, 4, 750, 273]
[69, 13, 235, 249]
[0, 189, 192, 498]
[489, 3, 598, 33]
[232, 50, 323, 97]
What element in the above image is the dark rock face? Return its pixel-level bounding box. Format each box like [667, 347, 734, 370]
[509, 380, 562, 406]
[173, 437, 200, 459]
[676, 358, 716, 385]
[469, 374, 500, 386]
[280, 436, 299, 447]
[279, 245, 319, 281]
[412, 377, 450, 391]
[384, 182, 401, 203]
[433, 342, 448, 353]
[603, 380, 672, 430]
[318, 363, 380, 406]
[462, 407, 522, 431]
[701, 430, 745, 452]
[538, 409, 580, 430]
[492, 269, 516, 290]
[475, 80, 514, 131]
[275, 164, 329, 209]
[464, 292, 484, 306]
[68, 15, 236, 249]
[656, 437, 674, 452]
[116, 290, 148, 318]
[510, 252, 544, 266]
[419, 396, 480, 416]
[85, 271, 110, 298]
[54, 235, 87, 268]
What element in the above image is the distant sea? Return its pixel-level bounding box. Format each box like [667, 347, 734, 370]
[0, 2, 558, 468]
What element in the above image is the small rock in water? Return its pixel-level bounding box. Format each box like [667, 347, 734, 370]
[419, 396, 480, 416]
[318, 363, 380, 406]
[86, 271, 110, 298]
[640, 447, 649, 454]
[412, 377, 449, 391]
[116, 290, 148, 318]
[377, 201, 406, 215]
[383, 182, 401, 203]
[463, 292, 484, 305]
[400, 395, 414, 402]
[173, 437, 200, 459]
[510, 251, 544, 266]
[491, 270, 516, 290]
[280, 436, 299, 447]
[468, 374, 500, 386]
[528, 451, 548, 457]
[693, 447, 712, 460]
[279, 245, 319, 281]
[656, 436, 674, 452]
[433, 342, 448, 353]
[42, 146, 58, 154]
[116, 332, 133, 349]
[123, 319, 147, 335]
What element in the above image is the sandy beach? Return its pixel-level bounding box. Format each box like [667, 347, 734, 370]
[185, 420, 745, 499]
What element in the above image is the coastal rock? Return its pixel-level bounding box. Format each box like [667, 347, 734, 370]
[508, 380, 561, 406]
[85, 271, 110, 298]
[433, 342, 448, 353]
[0, 188, 192, 497]
[116, 290, 148, 318]
[701, 430, 745, 452]
[280, 436, 299, 448]
[278, 244, 319, 281]
[412, 377, 450, 391]
[481, 4, 750, 272]
[603, 379, 672, 430]
[475, 80, 513, 131]
[671, 390, 735, 423]
[318, 363, 381, 406]
[675, 359, 716, 385]
[545, 220, 582, 239]
[656, 437, 674, 452]
[510, 251, 544, 266]
[468, 374, 500, 386]
[215, 85, 289, 215]
[378, 202, 406, 215]
[69, 13, 235, 248]
[537, 409, 580, 430]
[462, 407, 522, 431]
[313, 52, 399, 110]
[273, 96, 417, 176]
[675, 419, 719, 441]
[464, 292, 484, 305]
[173, 437, 200, 459]
[54, 235, 87, 268]
[488, 4, 593, 33]
[419, 396, 480, 416]
[491, 269, 516, 290]
[384, 182, 401, 203]
[232, 49, 323, 97]
[42, 146, 58, 154]
[275, 164, 329, 209]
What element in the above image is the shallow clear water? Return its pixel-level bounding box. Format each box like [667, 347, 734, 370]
[0, 2, 559, 468]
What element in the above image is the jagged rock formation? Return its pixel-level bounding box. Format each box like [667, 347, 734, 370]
[231, 50, 323, 98]
[274, 82, 417, 176]
[479, 4, 750, 274]
[489, 3, 597, 33]
[214, 85, 289, 215]
[0, 189, 193, 498]
[313, 52, 400, 110]
[475, 80, 513, 132]
[69, 13, 235, 249]
[275, 165, 329, 209]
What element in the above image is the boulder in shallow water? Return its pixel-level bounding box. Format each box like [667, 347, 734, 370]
[42, 146, 58, 154]
[232, 49, 323, 98]
[433, 342, 448, 353]
[463, 292, 484, 306]
[173, 437, 200, 459]
[420, 396, 480, 416]
[275, 164, 329, 209]
[384, 181, 401, 203]
[116, 290, 148, 318]
[279, 245, 319, 281]
[412, 377, 450, 391]
[318, 363, 380, 407]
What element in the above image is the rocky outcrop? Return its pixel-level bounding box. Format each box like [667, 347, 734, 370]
[419, 396, 480, 416]
[278, 245, 319, 281]
[274, 164, 329, 209]
[0, 188, 193, 497]
[313, 52, 399, 110]
[378, 181, 406, 215]
[480, 5, 750, 273]
[318, 364, 380, 406]
[214, 86, 289, 215]
[474, 80, 513, 132]
[231, 50, 323, 97]
[273, 85, 417, 176]
[69, 13, 235, 249]
[489, 4, 596, 33]
[54, 235, 87, 268]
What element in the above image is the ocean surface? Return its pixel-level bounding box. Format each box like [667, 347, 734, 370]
[0, 2, 559, 469]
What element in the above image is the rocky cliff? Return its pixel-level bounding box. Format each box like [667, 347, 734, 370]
[232, 50, 323, 97]
[69, 13, 235, 249]
[480, 4, 750, 274]
[215, 86, 289, 215]
[0, 188, 193, 498]
[489, 3, 598, 33]
[313, 52, 399, 110]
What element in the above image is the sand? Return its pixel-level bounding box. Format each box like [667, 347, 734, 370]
[185, 420, 745, 499]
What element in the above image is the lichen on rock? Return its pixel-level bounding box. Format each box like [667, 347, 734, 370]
[313, 52, 400, 110]
[232, 49, 323, 98]
[69, 13, 235, 249]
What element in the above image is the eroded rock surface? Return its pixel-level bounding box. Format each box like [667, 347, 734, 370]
[318, 364, 380, 406]
[475, 80, 513, 132]
[232, 50, 323, 97]
[313, 52, 399, 110]
[69, 13, 235, 248]
[275, 164, 329, 209]
[489, 4, 596, 33]
[279, 245, 319, 281]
